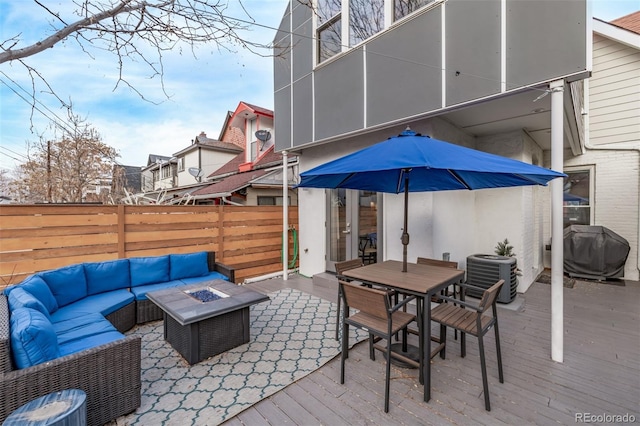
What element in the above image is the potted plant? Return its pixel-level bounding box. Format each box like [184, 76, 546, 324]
[494, 238, 515, 257]
[495, 239, 522, 275]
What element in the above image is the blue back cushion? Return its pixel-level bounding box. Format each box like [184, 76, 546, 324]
[129, 255, 170, 287]
[16, 275, 58, 314]
[10, 307, 60, 369]
[39, 264, 88, 308]
[84, 259, 131, 295]
[7, 287, 50, 319]
[169, 252, 209, 280]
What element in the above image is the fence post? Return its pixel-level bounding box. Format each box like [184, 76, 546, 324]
[118, 204, 125, 259]
[217, 204, 224, 263]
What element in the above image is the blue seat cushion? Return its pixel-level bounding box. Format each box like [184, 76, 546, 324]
[54, 313, 119, 346]
[49, 290, 134, 323]
[9, 275, 58, 314]
[40, 264, 88, 308]
[130, 280, 184, 301]
[130, 255, 170, 287]
[7, 287, 51, 319]
[169, 252, 209, 280]
[84, 259, 131, 295]
[180, 271, 229, 285]
[10, 307, 60, 369]
[58, 330, 124, 357]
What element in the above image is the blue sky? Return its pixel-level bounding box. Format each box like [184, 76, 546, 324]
[0, 0, 638, 171]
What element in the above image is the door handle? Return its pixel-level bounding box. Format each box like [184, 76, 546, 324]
[342, 229, 351, 234]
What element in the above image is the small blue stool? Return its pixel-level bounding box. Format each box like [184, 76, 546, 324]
[2, 389, 87, 426]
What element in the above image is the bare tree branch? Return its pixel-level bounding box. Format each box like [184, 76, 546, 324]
[1, 0, 291, 125]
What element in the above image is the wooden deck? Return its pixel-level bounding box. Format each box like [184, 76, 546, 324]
[224, 273, 640, 425]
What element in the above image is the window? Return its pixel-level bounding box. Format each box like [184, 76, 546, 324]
[258, 196, 291, 206]
[161, 165, 170, 179]
[177, 158, 184, 172]
[563, 168, 592, 228]
[317, 0, 342, 63]
[350, 0, 384, 46]
[394, 0, 435, 22]
[251, 141, 258, 162]
[316, 0, 436, 64]
[248, 118, 258, 143]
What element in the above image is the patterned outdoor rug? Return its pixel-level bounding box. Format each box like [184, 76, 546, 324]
[109, 288, 366, 425]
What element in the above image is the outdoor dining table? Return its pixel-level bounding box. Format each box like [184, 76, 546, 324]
[342, 259, 465, 403]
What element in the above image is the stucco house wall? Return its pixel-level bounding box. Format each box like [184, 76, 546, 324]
[277, 0, 590, 291]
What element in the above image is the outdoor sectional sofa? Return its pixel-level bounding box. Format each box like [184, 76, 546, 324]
[0, 251, 235, 425]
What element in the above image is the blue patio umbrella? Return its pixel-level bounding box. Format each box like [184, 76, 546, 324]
[297, 128, 566, 271]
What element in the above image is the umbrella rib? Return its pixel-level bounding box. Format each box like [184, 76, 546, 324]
[336, 173, 356, 188]
[447, 170, 473, 190]
[514, 173, 551, 185]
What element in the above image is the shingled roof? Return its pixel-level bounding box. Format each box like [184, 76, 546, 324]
[611, 11, 640, 34]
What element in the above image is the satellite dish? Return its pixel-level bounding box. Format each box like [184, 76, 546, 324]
[255, 129, 272, 151]
[188, 167, 204, 181]
[255, 130, 271, 142]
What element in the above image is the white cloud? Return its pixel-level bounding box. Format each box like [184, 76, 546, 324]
[0, 0, 287, 170]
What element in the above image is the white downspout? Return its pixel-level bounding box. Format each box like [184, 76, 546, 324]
[283, 150, 289, 281]
[550, 79, 565, 363]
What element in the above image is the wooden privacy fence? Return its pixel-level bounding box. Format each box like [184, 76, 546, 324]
[0, 204, 299, 288]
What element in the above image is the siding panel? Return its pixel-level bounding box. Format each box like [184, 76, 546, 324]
[589, 33, 640, 147]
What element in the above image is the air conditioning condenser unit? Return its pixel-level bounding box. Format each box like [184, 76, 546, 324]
[465, 254, 518, 303]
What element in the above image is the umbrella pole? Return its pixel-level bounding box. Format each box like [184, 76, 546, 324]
[402, 176, 410, 272]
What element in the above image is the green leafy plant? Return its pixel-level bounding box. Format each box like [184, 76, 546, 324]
[495, 238, 522, 276]
[495, 239, 515, 257]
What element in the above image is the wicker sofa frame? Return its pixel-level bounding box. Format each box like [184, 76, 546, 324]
[135, 251, 236, 324]
[0, 294, 142, 426]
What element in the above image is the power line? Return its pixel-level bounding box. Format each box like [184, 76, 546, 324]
[0, 74, 131, 169]
[0, 72, 76, 135]
[0, 150, 24, 163]
[0, 77, 76, 137]
[0, 145, 28, 160]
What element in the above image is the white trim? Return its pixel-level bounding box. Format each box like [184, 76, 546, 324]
[342, 0, 349, 52]
[384, 0, 393, 28]
[593, 18, 640, 49]
[312, 0, 318, 67]
[441, 1, 446, 109]
[363, 44, 368, 127]
[586, 2, 593, 73]
[290, 7, 295, 149]
[312, 70, 316, 142]
[500, 0, 506, 92]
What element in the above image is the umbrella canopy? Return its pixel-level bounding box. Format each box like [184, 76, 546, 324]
[297, 129, 566, 271]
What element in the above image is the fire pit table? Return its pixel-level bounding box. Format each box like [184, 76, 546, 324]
[146, 280, 269, 365]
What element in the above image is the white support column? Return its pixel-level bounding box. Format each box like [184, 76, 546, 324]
[283, 150, 289, 281]
[550, 79, 564, 362]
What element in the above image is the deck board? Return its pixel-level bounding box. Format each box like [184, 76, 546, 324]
[221, 273, 640, 425]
